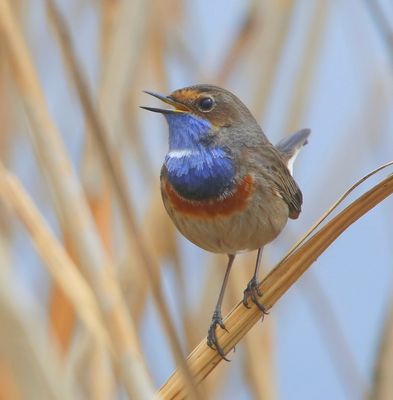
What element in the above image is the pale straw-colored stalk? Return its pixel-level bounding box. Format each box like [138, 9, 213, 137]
[0, 165, 111, 353]
[159, 170, 393, 399]
[283, 1, 330, 133]
[251, 0, 295, 118]
[0, 360, 21, 400]
[0, 1, 156, 398]
[44, 0, 199, 397]
[300, 272, 367, 399]
[216, 0, 261, 85]
[371, 295, 393, 400]
[0, 267, 77, 399]
[230, 253, 277, 400]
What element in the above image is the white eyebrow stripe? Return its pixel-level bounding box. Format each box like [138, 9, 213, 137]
[167, 149, 196, 158]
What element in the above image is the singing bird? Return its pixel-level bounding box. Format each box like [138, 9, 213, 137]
[141, 84, 310, 358]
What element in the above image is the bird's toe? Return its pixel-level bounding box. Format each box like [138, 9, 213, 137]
[242, 277, 269, 316]
[206, 311, 230, 361]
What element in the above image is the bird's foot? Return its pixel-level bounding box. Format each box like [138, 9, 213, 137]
[242, 277, 269, 316]
[207, 310, 230, 361]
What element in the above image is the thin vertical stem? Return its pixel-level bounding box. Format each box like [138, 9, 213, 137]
[0, 2, 156, 397]
[44, 1, 200, 398]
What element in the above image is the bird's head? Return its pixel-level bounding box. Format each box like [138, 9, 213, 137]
[141, 84, 261, 152]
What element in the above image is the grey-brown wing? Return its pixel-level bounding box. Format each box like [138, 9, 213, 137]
[267, 161, 303, 219]
[258, 144, 303, 219]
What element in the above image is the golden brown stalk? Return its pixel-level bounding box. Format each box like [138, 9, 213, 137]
[85, 192, 114, 400]
[216, 0, 260, 84]
[49, 1, 117, 386]
[300, 272, 367, 399]
[251, 0, 295, 118]
[0, 167, 111, 352]
[97, 0, 150, 142]
[158, 171, 393, 399]
[100, 0, 122, 61]
[363, 0, 393, 68]
[0, 2, 156, 397]
[371, 295, 393, 400]
[0, 268, 77, 399]
[49, 231, 79, 354]
[49, 185, 114, 355]
[230, 254, 277, 400]
[283, 1, 329, 133]
[0, 360, 21, 400]
[44, 1, 200, 397]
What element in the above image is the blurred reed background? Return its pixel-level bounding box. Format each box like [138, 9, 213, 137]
[0, 0, 392, 399]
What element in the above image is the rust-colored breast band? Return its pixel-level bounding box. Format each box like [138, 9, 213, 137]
[164, 175, 254, 218]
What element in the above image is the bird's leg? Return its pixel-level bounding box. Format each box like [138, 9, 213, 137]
[243, 247, 268, 315]
[207, 254, 235, 361]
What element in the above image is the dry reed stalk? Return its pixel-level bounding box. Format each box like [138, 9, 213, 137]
[85, 191, 115, 400]
[144, 195, 179, 270]
[121, 4, 165, 181]
[283, 1, 329, 133]
[300, 272, 367, 399]
[49, 183, 114, 356]
[158, 172, 393, 399]
[52, 161, 115, 355]
[230, 254, 277, 400]
[9, 175, 115, 399]
[123, 7, 173, 320]
[216, 0, 261, 85]
[128, 194, 180, 323]
[371, 295, 393, 400]
[363, 0, 393, 68]
[251, 0, 295, 118]
[88, 346, 114, 400]
[44, 1, 200, 396]
[0, 360, 21, 400]
[48, 0, 116, 375]
[281, 125, 378, 394]
[0, 269, 76, 400]
[90, 0, 152, 201]
[122, 0, 173, 181]
[64, 329, 104, 398]
[49, 230, 79, 354]
[0, 14, 21, 400]
[0, 166, 111, 351]
[244, 320, 276, 399]
[282, 223, 366, 397]
[284, 161, 393, 259]
[0, 2, 156, 397]
[100, 0, 121, 62]
[148, 10, 168, 89]
[365, 94, 393, 400]
[97, 0, 150, 143]
[143, 194, 192, 353]
[0, 46, 10, 162]
[0, 41, 12, 264]
[77, 7, 118, 395]
[183, 256, 229, 396]
[193, 255, 229, 341]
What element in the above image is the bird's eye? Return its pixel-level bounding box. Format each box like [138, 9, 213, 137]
[198, 97, 214, 112]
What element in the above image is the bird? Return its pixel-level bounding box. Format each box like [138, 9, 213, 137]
[141, 84, 310, 359]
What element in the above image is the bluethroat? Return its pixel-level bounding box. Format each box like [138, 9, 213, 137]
[142, 84, 310, 359]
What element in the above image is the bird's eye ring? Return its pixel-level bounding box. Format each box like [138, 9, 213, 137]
[197, 96, 215, 112]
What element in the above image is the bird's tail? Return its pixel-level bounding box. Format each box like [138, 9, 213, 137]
[275, 128, 311, 175]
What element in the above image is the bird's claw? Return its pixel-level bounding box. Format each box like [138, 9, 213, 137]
[242, 277, 269, 316]
[207, 310, 230, 361]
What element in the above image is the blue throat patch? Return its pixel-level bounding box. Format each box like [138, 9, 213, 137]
[163, 114, 235, 200]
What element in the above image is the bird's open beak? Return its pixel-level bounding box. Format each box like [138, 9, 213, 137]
[140, 91, 190, 114]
